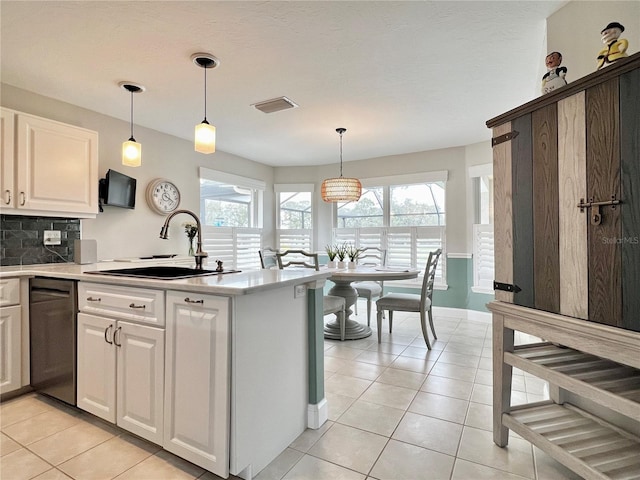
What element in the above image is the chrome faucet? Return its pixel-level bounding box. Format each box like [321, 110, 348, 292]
[159, 209, 209, 270]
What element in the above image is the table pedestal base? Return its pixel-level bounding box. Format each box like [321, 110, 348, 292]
[325, 278, 372, 340]
[324, 318, 372, 340]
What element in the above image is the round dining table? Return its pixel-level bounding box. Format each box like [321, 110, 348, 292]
[325, 266, 420, 340]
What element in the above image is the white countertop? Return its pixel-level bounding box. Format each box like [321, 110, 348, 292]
[0, 261, 333, 296]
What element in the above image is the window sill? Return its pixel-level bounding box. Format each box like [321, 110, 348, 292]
[471, 286, 494, 295]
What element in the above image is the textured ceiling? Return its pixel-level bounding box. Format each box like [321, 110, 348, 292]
[0, 1, 566, 167]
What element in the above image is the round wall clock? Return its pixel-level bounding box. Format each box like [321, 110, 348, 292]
[146, 178, 181, 215]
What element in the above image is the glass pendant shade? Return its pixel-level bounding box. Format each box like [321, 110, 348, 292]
[321, 127, 362, 202]
[321, 177, 362, 202]
[122, 138, 142, 167]
[192, 53, 219, 155]
[119, 82, 144, 167]
[195, 120, 216, 153]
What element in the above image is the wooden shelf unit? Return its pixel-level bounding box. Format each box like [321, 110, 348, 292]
[490, 301, 640, 480]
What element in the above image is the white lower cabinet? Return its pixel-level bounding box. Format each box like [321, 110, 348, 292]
[164, 291, 230, 478]
[0, 277, 22, 395]
[77, 312, 164, 445]
[0, 305, 21, 394]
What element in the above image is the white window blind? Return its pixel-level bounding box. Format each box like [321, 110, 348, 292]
[473, 224, 494, 292]
[332, 226, 445, 284]
[278, 229, 312, 252]
[201, 226, 262, 270]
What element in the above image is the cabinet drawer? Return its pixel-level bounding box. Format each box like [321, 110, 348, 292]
[78, 282, 165, 327]
[0, 278, 20, 307]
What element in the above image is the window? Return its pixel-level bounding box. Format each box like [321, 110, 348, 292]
[469, 164, 494, 293]
[334, 172, 447, 285]
[275, 184, 314, 251]
[199, 167, 264, 270]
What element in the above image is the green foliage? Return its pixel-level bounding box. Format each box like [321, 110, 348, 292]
[347, 244, 364, 262]
[325, 244, 338, 261]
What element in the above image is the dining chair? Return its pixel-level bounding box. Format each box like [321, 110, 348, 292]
[276, 249, 347, 340]
[353, 247, 387, 326]
[259, 247, 279, 269]
[375, 248, 442, 349]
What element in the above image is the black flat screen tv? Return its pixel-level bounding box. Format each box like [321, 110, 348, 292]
[99, 169, 136, 209]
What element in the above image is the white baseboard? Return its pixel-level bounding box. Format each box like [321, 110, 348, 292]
[433, 306, 491, 323]
[307, 398, 328, 429]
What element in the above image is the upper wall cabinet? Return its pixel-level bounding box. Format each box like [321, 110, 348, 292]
[1, 108, 99, 218]
[487, 52, 640, 333]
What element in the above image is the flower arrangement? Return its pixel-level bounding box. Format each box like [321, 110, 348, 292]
[184, 223, 198, 255]
[184, 223, 198, 240]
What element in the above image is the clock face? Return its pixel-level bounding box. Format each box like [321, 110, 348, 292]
[146, 179, 181, 214]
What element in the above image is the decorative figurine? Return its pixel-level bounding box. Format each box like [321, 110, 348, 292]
[215, 259, 224, 272]
[597, 22, 628, 70]
[541, 51, 567, 95]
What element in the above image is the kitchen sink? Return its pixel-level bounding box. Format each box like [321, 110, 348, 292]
[86, 266, 240, 280]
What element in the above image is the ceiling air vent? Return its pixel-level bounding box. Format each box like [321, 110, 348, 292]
[252, 96, 298, 114]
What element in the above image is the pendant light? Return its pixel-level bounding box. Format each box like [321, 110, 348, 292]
[321, 128, 362, 202]
[119, 82, 145, 167]
[192, 53, 220, 154]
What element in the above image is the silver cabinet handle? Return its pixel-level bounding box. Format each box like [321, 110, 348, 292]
[104, 324, 113, 344]
[129, 303, 146, 309]
[184, 297, 204, 304]
[113, 326, 122, 347]
[19, 192, 25, 206]
[4, 190, 10, 205]
[87, 296, 101, 302]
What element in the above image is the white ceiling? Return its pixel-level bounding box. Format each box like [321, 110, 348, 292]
[1, 1, 566, 167]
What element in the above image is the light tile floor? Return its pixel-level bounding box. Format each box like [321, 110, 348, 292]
[1, 304, 584, 480]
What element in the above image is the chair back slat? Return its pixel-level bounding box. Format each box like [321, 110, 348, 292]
[259, 247, 279, 269]
[276, 249, 320, 270]
[420, 248, 442, 308]
[358, 247, 387, 267]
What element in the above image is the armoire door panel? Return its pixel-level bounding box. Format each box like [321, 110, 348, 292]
[620, 68, 640, 332]
[586, 78, 622, 327]
[532, 104, 560, 313]
[493, 122, 514, 303]
[557, 92, 588, 320]
[511, 114, 535, 309]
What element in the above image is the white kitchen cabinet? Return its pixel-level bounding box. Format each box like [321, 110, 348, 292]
[0, 107, 99, 217]
[77, 283, 165, 445]
[164, 291, 230, 478]
[0, 277, 22, 395]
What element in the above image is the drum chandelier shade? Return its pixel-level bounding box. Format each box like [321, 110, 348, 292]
[192, 53, 219, 154]
[119, 82, 144, 167]
[321, 128, 362, 202]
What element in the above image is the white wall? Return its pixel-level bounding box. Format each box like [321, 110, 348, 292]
[1, 84, 274, 262]
[546, 1, 639, 82]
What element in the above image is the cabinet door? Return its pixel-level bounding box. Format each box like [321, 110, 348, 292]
[116, 321, 164, 444]
[0, 305, 21, 394]
[164, 292, 230, 478]
[0, 108, 15, 209]
[77, 313, 116, 423]
[16, 113, 98, 215]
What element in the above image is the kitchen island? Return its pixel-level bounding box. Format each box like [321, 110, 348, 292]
[0, 262, 332, 479]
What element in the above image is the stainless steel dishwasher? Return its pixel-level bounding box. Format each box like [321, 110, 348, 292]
[29, 277, 77, 405]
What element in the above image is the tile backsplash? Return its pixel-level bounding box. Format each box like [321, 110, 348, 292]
[1, 215, 80, 266]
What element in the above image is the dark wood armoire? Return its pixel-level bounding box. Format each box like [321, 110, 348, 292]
[487, 52, 640, 479]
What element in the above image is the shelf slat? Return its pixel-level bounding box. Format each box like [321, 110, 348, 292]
[505, 344, 640, 420]
[504, 403, 640, 480]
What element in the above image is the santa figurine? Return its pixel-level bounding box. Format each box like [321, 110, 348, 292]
[597, 22, 629, 70]
[541, 51, 567, 95]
